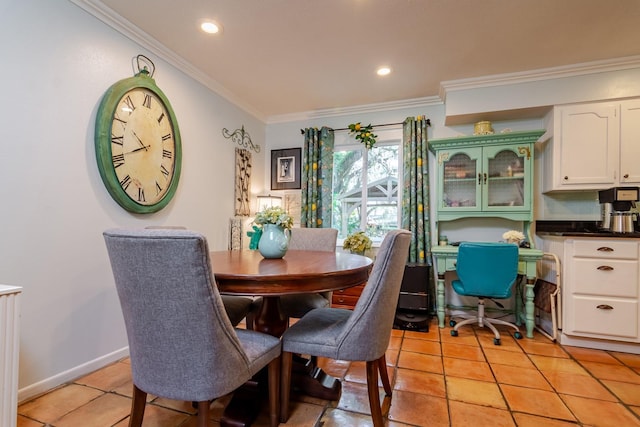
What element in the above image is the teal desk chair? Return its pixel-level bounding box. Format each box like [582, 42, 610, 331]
[449, 242, 523, 345]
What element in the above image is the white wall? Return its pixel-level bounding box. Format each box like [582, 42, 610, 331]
[0, 0, 265, 400]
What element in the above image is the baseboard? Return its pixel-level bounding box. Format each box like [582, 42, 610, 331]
[559, 333, 640, 355]
[18, 346, 129, 403]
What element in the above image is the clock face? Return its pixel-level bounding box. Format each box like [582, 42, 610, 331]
[95, 73, 182, 214]
[110, 88, 176, 206]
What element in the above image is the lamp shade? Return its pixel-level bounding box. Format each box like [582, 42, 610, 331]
[256, 194, 282, 212]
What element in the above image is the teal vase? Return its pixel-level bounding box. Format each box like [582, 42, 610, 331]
[258, 224, 290, 259]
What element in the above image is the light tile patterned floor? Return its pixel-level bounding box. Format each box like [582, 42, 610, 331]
[17, 318, 640, 426]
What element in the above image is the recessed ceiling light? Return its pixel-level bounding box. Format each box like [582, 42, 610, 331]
[200, 20, 221, 34]
[377, 67, 391, 76]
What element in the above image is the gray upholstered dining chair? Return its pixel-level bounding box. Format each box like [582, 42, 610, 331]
[247, 227, 338, 328]
[280, 227, 339, 317]
[145, 225, 253, 327]
[103, 228, 281, 427]
[279, 229, 411, 426]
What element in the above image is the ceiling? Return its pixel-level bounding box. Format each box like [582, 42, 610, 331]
[92, 0, 640, 121]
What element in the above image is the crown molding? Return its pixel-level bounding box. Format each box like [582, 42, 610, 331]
[69, 0, 267, 121]
[266, 96, 443, 124]
[439, 55, 640, 102]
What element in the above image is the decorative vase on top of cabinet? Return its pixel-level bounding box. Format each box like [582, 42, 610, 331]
[541, 98, 640, 192]
[429, 130, 545, 238]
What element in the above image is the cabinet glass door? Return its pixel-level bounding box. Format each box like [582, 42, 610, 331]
[439, 147, 481, 211]
[483, 145, 531, 211]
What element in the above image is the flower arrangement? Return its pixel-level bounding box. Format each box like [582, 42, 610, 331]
[348, 122, 377, 149]
[343, 231, 372, 254]
[502, 230, 525, 244]
[254, 206, 293, 230]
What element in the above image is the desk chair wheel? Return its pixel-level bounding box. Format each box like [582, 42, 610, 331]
[494, 338, 501, 345]
[514, 331, 523, 339]
[449, 320, 456, 327]
[450, 330, 458, 337]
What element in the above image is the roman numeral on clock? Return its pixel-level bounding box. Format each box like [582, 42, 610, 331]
[111, 135, 124, 146]
[123, 96, 135, 111]
[112, 153, 125, 168]
[120, 175, 131, 191]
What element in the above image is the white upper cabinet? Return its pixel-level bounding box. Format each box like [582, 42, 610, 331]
[542, 99, 640, 192]
[620, 99, 640, 184]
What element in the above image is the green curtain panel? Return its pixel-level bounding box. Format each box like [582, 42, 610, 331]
[301, 127, 335, 228]
[401, 116, 431, 264]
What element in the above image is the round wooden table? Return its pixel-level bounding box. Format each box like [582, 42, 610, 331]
[211, 249, 373, 336]
[210, 249, 373, 427]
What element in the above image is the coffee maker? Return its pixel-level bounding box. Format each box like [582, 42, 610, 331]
[598, 186, 640, 233]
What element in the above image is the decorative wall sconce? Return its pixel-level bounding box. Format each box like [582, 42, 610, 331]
[222, 125, 260, 153]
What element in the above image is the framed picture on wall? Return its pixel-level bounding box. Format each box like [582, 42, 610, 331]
[271, 148, 301, 190]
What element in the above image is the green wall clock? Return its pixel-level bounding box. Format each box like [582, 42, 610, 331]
[95, 56, 182, 214]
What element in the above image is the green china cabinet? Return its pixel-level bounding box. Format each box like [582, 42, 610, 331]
[429, 130, 545, 241]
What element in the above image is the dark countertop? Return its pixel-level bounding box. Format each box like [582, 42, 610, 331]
[536, 220, 640, 238]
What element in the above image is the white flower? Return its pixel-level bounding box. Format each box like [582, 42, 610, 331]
[502, 230, 525, 242]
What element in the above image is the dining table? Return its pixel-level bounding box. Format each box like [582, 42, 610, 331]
[210, 249, 373, 427]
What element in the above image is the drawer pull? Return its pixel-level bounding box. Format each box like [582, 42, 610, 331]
[596, 247, 614, 252]
[596, 265, 614, 271]
[596, 304, 614, 310]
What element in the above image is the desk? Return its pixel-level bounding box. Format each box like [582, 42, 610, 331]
[210, 249, 373, 426]
[431, 245, 543, 338]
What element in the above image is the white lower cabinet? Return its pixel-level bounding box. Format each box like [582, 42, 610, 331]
[563, 238, 640, 343]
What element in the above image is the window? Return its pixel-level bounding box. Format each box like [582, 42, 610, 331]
[331, 130, 402, 243]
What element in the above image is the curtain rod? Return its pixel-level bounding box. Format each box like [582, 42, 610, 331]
[300, 118, 431, 134]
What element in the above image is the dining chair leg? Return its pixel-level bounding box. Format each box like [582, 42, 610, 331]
[268, 357, 281, 427]
[196, 401, 210, 427]
[366, 360, 384, 427]
[245, 312, 255, 330]
[129, 384, 147, 427]
[377, 355, 392, 396]
[280, 351, 293, 423]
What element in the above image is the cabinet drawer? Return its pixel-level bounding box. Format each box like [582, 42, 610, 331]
[332, 294, 360, 307]
[570, 239, 639, 259]
[571, 258, 638, 297]
[334, 285, 365, 297]
[567, 296, 638, 339]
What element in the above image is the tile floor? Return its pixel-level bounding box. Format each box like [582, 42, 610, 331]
[17, 318, 640, 427]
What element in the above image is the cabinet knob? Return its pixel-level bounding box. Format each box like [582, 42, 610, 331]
[596, 247, 614, 252]
[597, 265, 614, 271]
[563, 176, 569, 180]
[624, 173, 630, 179]
[478, 173, 482, 184]
[596, 304, 614, 310]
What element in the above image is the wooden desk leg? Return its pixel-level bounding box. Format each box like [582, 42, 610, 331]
[524, 278, 535, 338]
[437, 272, 446, 328]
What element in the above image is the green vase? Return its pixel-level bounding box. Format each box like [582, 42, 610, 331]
[258, 224, 290, 259]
